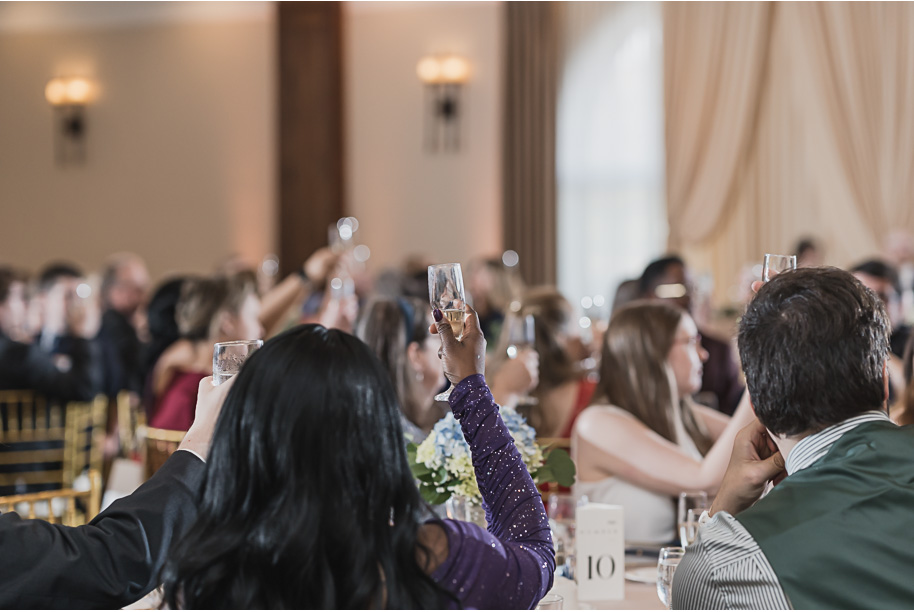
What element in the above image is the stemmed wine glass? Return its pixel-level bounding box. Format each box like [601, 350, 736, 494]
[678, 490, 708, 547]
[505, 313, 538, 406]
[657, 546, 685, 609]
[428, 263, 466, 401]
[763, 254, 797, 282]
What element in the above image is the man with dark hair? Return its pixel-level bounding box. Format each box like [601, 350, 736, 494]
[97, 253, 150, 396]
[639, 255, 744, 414]
[673, 267, 914, 609]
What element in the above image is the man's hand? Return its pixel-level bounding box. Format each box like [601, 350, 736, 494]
[303, 247, 338, 286]
[178, 376, 235, 461]
[429, 304, 486, 384]
[710, 418, 786, 517]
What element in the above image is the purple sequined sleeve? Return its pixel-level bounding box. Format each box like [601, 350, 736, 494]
[430, 374, 555, 609]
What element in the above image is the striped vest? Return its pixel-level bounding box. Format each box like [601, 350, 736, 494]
[738, 421, 914, 609]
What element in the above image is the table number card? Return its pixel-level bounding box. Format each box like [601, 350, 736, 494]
[576, 503, 624, 601]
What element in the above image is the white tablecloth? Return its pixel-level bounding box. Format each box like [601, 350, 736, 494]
[545, 574, 665, 610]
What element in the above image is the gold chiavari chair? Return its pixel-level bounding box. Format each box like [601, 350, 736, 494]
[116, 391, 146, 459]
[143, 427, 186, 479]
[0, 391, 108, 495]
[0, 469, 102, 526]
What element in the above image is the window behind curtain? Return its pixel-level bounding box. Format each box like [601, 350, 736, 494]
[557, 2, 666, 316]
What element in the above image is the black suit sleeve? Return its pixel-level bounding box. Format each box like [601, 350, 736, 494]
[0, 450, 205, 609]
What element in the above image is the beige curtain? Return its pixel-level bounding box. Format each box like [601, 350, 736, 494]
[663, 2, 773, 250]
[798, 3, 914, 239]
[503, 2, 562, 286]
[668, 2, 914, 308]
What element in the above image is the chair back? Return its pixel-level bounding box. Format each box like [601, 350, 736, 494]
[143, 427, 186, 479]
[0, 468, 101, 526]
[116, 391, 146, 458]
[1, 391, 107, 495]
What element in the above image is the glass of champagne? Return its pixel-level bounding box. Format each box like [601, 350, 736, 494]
[678, 490, 708, 547]
[506, 313, 538, 406]
[763, 254, 797, 282]
[657, 546, 685, 609]
[213, 340, 263, 385]
[428, 263, 466, 401]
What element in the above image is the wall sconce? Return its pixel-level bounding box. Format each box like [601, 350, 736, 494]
[416, 54, 470, 153]
[45, 76, 96, 165]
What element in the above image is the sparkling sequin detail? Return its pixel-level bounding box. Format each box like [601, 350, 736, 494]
[428, 374, 556, 609]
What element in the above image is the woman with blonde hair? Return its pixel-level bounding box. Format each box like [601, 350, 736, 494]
[572, 301, 752, 544]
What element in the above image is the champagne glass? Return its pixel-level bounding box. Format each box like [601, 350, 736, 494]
[657, 546, 685, 609]
[763, 254, 797, 282]
[506, 314, 538, 406]
[678, 490, 708, 547]
[213, 340, 263, 385]
[428, 263, 466, 401]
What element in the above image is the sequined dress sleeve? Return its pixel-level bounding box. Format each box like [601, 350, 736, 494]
[430, 374, 555, 609]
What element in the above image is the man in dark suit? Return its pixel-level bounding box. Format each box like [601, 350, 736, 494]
[97, 253, 150, 397]
[0, 376, 225, 608]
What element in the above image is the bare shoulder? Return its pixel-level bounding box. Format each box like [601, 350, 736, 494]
[574, 404, 652, 448]
[416, 522, 450, 575]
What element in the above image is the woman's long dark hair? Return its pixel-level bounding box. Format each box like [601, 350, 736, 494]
[161, 324, 450, 608]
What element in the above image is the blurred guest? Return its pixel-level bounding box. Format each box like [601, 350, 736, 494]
[794, 236, 824, 268]
[356, 296, 448, 442]
[610, 278, 640, 315]
[161, 313, 553, 608]
[572, 301, 753, 544]
[851, 259, 911, 358]
[493, 287, 593, 438]
[149, 275, 262, 431]
[97, 253, 150, 396]
[32, 262, 86, 353]
[639, 255, 744, 415]
[0, 265, 102, 402]
[466, 256, 522, 341]
[140, 277, 190, 417]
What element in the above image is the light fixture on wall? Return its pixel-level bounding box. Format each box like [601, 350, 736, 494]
[416, 54, 470, 153]
[45, 76, 96, 165]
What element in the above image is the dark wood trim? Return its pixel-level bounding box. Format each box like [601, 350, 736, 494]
[278, 2, 345, 277]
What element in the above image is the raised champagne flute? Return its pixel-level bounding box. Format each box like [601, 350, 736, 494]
[763, 253, 797, 282]
[213, 339, 263, 385]
[428, 263, 466, 401]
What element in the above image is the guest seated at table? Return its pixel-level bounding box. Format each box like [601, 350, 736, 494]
[496, 287, 593, 438]
[572, 301, 753, 544]
[674, 267, 914, 609]
[358, 297, 540, 443]
[149, 274, 262, 431]
[161, 308, 554, 609]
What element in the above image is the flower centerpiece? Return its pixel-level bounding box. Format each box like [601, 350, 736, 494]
[406, 406, 576, 506]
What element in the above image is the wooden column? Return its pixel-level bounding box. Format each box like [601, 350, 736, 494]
[278, 2, 345, 276]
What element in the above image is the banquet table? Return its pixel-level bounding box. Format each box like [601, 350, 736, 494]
[545, 572, 665, 610]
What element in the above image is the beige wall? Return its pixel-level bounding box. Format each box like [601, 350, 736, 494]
[344, 2, 504, 274]
[0, 3, 275, 281]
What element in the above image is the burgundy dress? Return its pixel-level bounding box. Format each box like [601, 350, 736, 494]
[149, 370, 207, 431]
[431, 374, 555, 609]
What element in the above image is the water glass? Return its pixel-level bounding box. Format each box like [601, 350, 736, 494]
[677, 491, 708, 547]
[428, 263, 466, 401]
[536, 594, 564, 610]
[213, 340, 263, 385]
[657, 546, 685, 609]
[763, 254, 797, 282]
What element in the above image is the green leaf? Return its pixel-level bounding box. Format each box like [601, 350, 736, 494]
[419, 482, 452, 505]
[410, 461, 432, 478]
[543, 448, 576, 487]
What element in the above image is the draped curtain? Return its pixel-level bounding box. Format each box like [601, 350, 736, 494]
[665, 2, 914, 307]
[503, 2, 562, 286]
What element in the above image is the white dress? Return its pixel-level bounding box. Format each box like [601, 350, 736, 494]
[572, 404, 702, 545]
